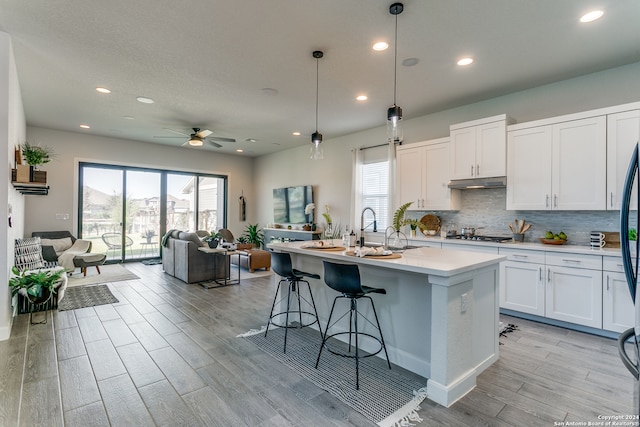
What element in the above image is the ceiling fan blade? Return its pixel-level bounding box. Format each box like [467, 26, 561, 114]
[196, 129, 212, 138]
[207, 140, 223, 148]
[163, 128, 190, 136]
[210, 136, 236, 143]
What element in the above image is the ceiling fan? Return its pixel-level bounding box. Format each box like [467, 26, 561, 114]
[154, 127, 236, 148]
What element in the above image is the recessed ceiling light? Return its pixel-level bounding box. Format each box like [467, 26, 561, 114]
[457, 57, 474, 66]
[80, 124, 90, 129]
[95, 87, 111, 94]
[136, 96, 154, 104]
[402, 58, 419, 67]
[292, 131, 301, 136]
[356, 95, 368, 101]
[373, 41, 389, 51]
[236, 149, 244, 153]
[580, 10, 604, 23]
[261, 87, 279, 96]
[245, 138, 257, 143]
[123, 115, 135, 120]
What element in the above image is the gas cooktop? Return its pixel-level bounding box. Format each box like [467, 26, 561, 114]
[446, 235, 513, 243]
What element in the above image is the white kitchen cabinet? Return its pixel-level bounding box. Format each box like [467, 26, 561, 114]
[507, 116, 606, 210]
[545, 253, 602, 328]
[499, 248, 545, 316]
[397, 138, 461, 210]
[449, 114, 513, 180]
[606, 109, 640, 210]
[602, 256, 635, 333]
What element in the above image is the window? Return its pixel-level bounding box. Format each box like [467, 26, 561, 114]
[359, 146, 390, 231]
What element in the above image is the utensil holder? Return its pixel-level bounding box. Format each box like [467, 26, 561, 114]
[512, 233, 525, 242]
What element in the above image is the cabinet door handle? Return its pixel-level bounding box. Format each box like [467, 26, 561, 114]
[546, 195, 550, 208]
[554, 194, 558, 208]
[476, 164, 480, 176]
[611, 192, 614, 208]
[562, 259, 581, 264]
[606, 275, 610, 291]
[513, 254, 528, 260]
[547, 268, 551, 283]
[470, 165, 474, 176]
[539, 267, 543, 282]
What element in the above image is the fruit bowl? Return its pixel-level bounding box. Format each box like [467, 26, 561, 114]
[539, 238, 567, 245]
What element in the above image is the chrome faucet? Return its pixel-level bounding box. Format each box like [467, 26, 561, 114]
[360, 207, 377, 247]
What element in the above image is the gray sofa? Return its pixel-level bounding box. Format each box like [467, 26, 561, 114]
[162, 230, 227, 284]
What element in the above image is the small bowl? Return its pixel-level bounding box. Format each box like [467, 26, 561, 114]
[426, 230, 437, 236]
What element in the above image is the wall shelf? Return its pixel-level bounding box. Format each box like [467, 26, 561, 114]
[12, 182, 49, 195]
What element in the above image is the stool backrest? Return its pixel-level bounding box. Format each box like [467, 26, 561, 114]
[271, 251, 295, 278]
[323, 260, 362, 295]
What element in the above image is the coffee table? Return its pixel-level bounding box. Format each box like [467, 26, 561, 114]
[197, 247, 246, 289]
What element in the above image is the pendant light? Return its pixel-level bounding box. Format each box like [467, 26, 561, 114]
[310, 50, 324, 160]
[387, 2, 404, 144]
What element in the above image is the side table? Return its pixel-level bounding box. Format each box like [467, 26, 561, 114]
[197, 247, 246, 289]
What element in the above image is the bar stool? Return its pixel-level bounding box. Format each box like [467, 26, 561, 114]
[265, 251, 322, 353]
[315, 260, 391, 390]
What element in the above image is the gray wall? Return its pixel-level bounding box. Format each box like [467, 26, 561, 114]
[254, 61, 640, 244]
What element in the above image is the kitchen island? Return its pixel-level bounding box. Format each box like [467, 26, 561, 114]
[267, 240, 506, 407]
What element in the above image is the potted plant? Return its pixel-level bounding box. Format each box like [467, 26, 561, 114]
[388, 202, 425, 250]
[141, 229, 157, 243]
[9, 266, 63, 305]
[241, 223, 265, 249]
[21, 141, 55, 167]
[204, 231, 222, 248]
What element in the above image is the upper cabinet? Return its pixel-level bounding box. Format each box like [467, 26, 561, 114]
[397, 137, 461, 211]
[449, 114, 514, 180]
[606, 109, 640, 210]
[507, 116, 606, 210]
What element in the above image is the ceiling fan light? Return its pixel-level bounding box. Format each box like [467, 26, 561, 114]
[188, 136, 203, 146]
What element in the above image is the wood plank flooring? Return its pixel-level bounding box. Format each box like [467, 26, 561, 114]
[0, 262, 636, 426]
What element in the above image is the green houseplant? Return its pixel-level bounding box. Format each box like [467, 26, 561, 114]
[21, 142, 55, 167]
[204, 231, 223, 248]
[241, 223, 265, 249]
[392, 202, 425, 233]
[9, 266, 63, 304]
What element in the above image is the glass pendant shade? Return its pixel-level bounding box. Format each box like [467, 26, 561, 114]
[310, 131, 324, 160]
[387, 104, 403, 143]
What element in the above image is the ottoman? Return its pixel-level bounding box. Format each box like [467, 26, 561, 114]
[232, 249, 271, 273]
[73, 253, 107, 276]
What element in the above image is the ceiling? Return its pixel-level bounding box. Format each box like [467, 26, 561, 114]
[1, 0, 639, 157]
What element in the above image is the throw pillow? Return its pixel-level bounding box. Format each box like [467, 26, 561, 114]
[14, 237, 46, 271]
[40, 237, 73, 255]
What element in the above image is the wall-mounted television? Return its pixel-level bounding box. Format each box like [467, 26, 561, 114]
[273, 185, 313, 224]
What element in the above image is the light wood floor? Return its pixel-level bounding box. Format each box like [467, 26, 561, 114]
[0, 262, 635, 426]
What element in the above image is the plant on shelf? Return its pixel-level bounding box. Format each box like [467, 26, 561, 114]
[9, 266, 63, 304]
[241, 223, 265, 249]
[21, 141, 55, 167]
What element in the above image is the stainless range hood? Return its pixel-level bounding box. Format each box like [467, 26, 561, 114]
[447, 176, 507, 189]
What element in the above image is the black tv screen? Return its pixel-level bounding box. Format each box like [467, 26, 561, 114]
[273, 185, 313, 224]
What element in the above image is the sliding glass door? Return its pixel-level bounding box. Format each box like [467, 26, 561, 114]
[79, 163, 226, 263]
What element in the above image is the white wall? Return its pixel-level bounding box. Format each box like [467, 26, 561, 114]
[254, 61, 640, 232]
[1, 32, 27, 340]
[24, 127, 256, 239]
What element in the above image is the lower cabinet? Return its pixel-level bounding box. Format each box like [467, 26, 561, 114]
[602, 256, 635, 333]
[500, 248, 606, 330]
[500, 249, 545, 316]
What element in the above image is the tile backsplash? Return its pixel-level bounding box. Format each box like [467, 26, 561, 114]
[405, 188, 636, 246]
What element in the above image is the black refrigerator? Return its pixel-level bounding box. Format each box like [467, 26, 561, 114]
[619, 142, 640, 415]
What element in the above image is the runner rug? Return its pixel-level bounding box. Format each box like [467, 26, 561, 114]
[58, 284, 119, 311]
[240, 326, 428, 427]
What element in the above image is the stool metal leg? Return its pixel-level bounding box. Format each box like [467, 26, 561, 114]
[367, 295, 391, 369]
[353, 298, 360, 389]
[283, 280, 293, 353]
[265, 280, 285, 337]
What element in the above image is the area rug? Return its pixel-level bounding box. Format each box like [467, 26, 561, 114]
[58, 284, 119, 311]
[240, 326, 428, 427]
[67, 264, 139, 287]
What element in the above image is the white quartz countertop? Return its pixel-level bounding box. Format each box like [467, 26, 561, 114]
[410, 235, 624, 257]
[268, 240, 506, 277]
